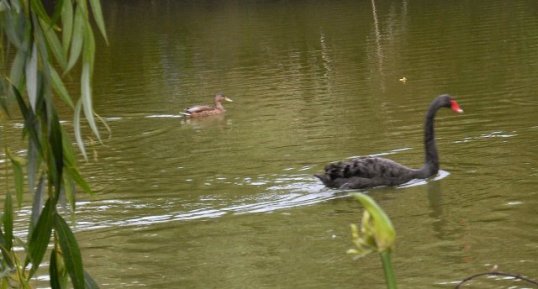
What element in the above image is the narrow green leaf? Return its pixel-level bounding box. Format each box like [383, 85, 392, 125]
[84, 270, 100, 289]
[9, 0, 21, 12]
[10, 49, 26, 92]
[0, 238, 15, 268]
[11, 83, 40, 153]
[88, 0, 108, 44]
[3, 11, 23, 49]
[2, 192, 13, 251]
[81, 62, 100, 140]
[48, 110, 64, 198]
[30, 175, 45, 232]
[11, 83, 42, 154]
[73, 100, 88, 159]
[61, 126, 77, 166]
[25, 43, 38, 112]
[49, 109, 65, 171]
[49, 248, 62, 289]
[64, 176, 76, 211]
[83, 21, 95, 75]
[38, 18, 67, 69]
[65, 6, 84, 73]
[50, 0, 65, 26]
[54, 213, 85, 289]
[11, 77, 29, 119]
[61, 128, 82, 206]
[61, 0, 74, 54]
[27, 198, 55, 277]
[6, 149, 25, 207]
[0, 80, 9, 116]
[50, 66, 74, 108]
[65, 165, 93, 195]
[0, 228, 6, 248]
[63, 123, 94, 193]
[27, 137, 40, 194]
[30, 0, 51, 23]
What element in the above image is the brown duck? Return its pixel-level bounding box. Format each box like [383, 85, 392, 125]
[181, 94, 233, 118]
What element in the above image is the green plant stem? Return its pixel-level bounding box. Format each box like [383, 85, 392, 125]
[380, 251, 397, 289]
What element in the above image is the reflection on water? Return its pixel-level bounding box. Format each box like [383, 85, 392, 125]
[3, 0, 538, 288]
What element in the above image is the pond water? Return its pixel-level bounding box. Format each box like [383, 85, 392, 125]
[5, 0, 538, 288]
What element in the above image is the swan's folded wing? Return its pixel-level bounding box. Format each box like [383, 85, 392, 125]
[326, 157, 414, 179]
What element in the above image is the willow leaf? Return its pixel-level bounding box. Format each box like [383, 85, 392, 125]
[65, 6, 84, 73]
[30, 175, 45, 233]
[25, 43, 38, 112]
[9, 49, 26, 92]
[64, 176, 76, 211]
[73, 100, 88, 159]
[4, 11, 23, 48]
[50, 0, 65, 26]
[49, 248, 62, 289]
[27, 198, 55, 277]
[81, 62, 100, 140]
[84, 271, 100, 289]
[61, 0, 73, 54]
[54, 214, 85, 289]
[50, 67, 74, 108]
[39, 18, 67, 69]
[11, 82, 29, 124]
[0, 236, 15, 268]
[65, 165, 93, 195]
[6, 149, 24, 207]
[2, 192, 13, 251]
[88, 0, 108, 44]
[8, 0, 21, 12]
[61, 126, 77, 168]
[27, 138, 40, 195]
[11, 83, 41, 153]
[30, 0, 51, 23]
[48, 110, 64, 197]
[83, 22, 95, 75]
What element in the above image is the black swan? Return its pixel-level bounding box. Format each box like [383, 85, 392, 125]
[315, 94, 463, 189]
[181, 94, 233, 118]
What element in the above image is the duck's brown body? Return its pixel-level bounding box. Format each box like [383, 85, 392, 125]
[182, 94, 233, 118]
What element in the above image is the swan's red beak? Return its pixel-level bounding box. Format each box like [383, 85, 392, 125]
[450, 100, 463, 113]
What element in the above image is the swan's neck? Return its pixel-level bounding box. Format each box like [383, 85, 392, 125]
[417, 104, 440, 178]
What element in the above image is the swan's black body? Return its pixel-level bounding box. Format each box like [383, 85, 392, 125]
[315, 94, 463, 189]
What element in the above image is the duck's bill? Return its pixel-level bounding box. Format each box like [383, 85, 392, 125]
[224, 97, 233, 102]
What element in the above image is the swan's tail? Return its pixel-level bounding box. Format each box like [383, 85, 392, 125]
[314, 173, 332, 186]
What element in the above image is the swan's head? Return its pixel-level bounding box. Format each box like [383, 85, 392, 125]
[439, 94, 463, 113]
[215, 93, 233, 103]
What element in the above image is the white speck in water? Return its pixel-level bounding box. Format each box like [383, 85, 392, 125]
[506, 201, 523, 206]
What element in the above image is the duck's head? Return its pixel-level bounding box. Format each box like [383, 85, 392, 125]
[215, 93, 233, 103]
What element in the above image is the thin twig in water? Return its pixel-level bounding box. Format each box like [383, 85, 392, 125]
[455, 271, 538, 288]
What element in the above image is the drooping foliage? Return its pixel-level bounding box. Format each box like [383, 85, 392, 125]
[0, 0, 107, 287]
